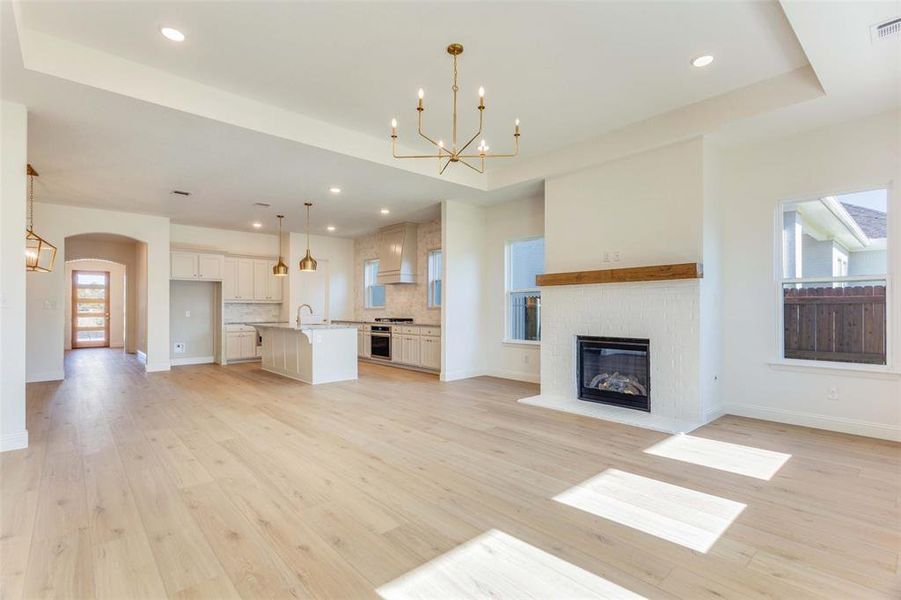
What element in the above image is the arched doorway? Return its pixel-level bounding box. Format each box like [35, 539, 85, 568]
[63, 233, 147, 372]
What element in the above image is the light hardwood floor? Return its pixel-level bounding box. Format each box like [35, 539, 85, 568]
[2, 348, 899, 599]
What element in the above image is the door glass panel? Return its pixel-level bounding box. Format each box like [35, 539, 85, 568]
[76, 287, 106, 299]
[76, 331, 105, 341]
[76, 302, 105, 313]
[76, 272, 107, 286]
[77, 316, 106, 328]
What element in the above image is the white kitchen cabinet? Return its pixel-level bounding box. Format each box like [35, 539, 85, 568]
[404, 335, 421, 367]
[420, 335, 441, 371]
[223, 258, 238, 300]
[171, 252, 197, 279]
[252, 260, 269, 300]
[226, 330, 258, 360]
[171, 251, 224, 280]
[236, 259, 254, 300]
[357, 329, 372, 358]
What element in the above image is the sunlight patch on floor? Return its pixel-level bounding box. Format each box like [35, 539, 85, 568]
[377, 529, 645, 599]
[554, 469, 746, 553]
[644, 433, 791, 480]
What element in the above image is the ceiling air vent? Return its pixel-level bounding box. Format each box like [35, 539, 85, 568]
[871, 17, 901, 43]
[171, 190, 191, 196]
[253, 202, 271, 207]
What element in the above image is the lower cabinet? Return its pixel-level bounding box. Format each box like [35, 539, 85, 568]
[420, 335, 441, 370]
[226, 331, 258, 361]
[357, 331, 371, 358]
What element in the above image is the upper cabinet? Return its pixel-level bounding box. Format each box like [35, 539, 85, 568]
[223, 257, 282, 303]
[170, 251, 224, 281]
[376, 223, 418, 284]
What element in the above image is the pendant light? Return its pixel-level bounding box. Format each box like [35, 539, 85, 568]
[24, 164, 57, 272]
[272, 215, 289, 276]
[299, 202, 317, 272]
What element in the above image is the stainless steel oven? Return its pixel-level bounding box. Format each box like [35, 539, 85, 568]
[370, 325, 392, 360]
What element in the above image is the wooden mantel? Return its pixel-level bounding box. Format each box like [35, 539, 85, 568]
[536, 262, 703, 287]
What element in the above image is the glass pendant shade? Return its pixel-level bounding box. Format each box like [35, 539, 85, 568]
[272, 214, 289, 276]
[24, 164, 57, 272]
[298, 202, 317, 272]
[25, 229, 57, 272]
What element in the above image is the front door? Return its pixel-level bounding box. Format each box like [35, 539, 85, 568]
[72, 270, 110, 348]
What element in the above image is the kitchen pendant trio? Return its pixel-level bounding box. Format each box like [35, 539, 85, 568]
[272, 203, 318, 275]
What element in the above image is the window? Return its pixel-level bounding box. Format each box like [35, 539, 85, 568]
[780, 189, 889, 365]
[364, 259, 385, 308]
[427, 249, 442, 308]
[506, 237, 544, 342]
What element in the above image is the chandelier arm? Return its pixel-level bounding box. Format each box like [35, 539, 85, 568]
[438, 156, 454, 175]
[392, 136, 443, 159]
[457, 158, 485, 174]
[417, 111, 441, 148]
[459, 136, 520, 159]
[457, 108, 484, 156]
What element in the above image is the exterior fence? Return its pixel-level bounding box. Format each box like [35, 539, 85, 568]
[783, 284, 886, 364]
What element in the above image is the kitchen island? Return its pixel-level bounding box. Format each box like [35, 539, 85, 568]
[253, 324, 358, 384]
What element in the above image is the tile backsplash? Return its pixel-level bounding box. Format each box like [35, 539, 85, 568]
[354, 219, 441, 325]
[224, 302, 282, 324]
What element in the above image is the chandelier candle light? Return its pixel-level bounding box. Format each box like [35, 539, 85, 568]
[25, 164, 57, 272]
[273, 215, 289, 276]
[391, 43, 520, 174]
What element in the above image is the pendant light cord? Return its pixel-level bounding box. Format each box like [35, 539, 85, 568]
[27, 172, 34, 231]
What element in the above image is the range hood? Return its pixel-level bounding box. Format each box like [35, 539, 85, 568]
[377, 223, 418, 284]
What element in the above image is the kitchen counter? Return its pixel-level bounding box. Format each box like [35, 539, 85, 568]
[253, 323, 357, 384]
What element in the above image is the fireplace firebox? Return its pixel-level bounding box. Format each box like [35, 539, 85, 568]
[577, 336, 650, 411]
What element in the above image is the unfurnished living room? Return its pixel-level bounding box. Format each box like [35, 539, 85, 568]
[1, 1, 899, 599]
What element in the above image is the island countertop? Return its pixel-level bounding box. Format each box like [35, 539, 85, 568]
[251, 323, 357, 332]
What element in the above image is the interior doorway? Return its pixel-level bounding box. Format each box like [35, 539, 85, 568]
[71, 270, 110, 348]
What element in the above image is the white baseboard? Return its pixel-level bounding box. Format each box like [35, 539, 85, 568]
[145, 361, 171, 373]
[170, 356, 215, 367]
[26, 370, 64, 383]
[484, 369, 541, 384]
[722, 403, 901, 442]
[440, 369, 486, 382]
[703, 405, 728, 424]
[136, 350, 147, 363]
[1, 430, 29, 452]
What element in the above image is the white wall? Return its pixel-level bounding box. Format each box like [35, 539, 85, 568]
[0, 101, 28, 451]
[479, 196, 544, 383]
[65, 260, 126, 349]
[26, 203, 170, 377]
[441, 200, 485, 381]
[170, 223, 281, 256]
[544, 138, 704, 273]
[719, 109, 901, 440]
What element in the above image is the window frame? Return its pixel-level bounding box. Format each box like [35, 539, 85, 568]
[364, 258, 385, 309]
[427, 248, 442, 309]
[774, 185, 894, 373]
[504, 235, 544, 345]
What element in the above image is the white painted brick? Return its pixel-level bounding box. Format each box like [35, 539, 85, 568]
[540, 280, 702, 423]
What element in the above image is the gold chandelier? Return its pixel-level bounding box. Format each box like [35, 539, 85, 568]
[25, 164, 57, 273]
[391, 43, 520, 174]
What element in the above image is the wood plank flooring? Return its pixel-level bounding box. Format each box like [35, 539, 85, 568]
[2, 348, 899, 599]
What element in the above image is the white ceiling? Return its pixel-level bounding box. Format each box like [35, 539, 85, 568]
[17, 1, 808, 159]
[5, 1, 893, 236]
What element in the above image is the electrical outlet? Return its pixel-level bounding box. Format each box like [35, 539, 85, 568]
[174, 342, 186, 354]
[185, 310, 191, 318]
[523, 354, 530, 364]
[612, 251, 621, 262]
[603, 251, 610, 262]
[827, 386, 839, 401]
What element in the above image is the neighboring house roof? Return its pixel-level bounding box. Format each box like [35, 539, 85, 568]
[842, 203, 887, 239]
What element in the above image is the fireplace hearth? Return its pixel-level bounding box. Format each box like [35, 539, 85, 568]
[577, 336, 650, 411]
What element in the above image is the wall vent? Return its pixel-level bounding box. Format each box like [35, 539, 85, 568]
[171, 190, 191, 196]
[253, 202, 271, 207]
[872, 17, 901, 42]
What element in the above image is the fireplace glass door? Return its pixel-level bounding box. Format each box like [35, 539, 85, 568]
[577, 336, 650, 411]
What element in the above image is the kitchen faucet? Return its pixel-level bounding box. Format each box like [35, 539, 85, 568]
[296, 304, 313, 326]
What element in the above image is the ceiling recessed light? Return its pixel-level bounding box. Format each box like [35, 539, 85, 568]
[327, 226, 336, 232]
[691, 55, 714, 68]
[329, 187, 341, 194]
[160, 27, 185, 42]
[380, 208, 390, 215]
[252, 222, 262, 229]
